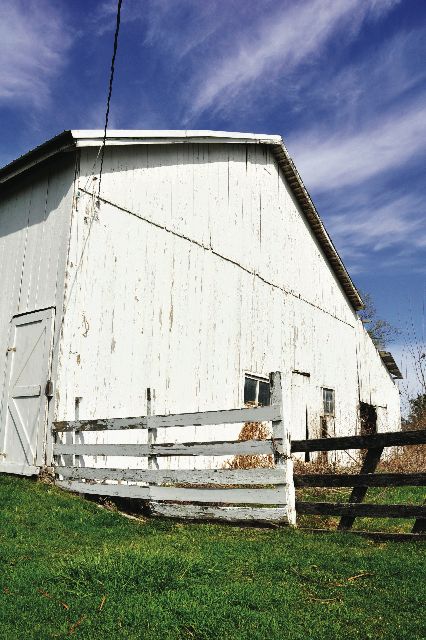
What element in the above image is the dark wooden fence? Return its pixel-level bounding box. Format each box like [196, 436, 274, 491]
[292, 429, 426, 533]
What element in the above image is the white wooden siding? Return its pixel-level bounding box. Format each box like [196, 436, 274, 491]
[52, 142, 400, 472]
[0, 159, 76, 467]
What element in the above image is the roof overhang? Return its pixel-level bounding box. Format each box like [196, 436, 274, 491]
[0, 129, 364, 310]
[0, 131, 75, 185]
[379, 351, 403, 379]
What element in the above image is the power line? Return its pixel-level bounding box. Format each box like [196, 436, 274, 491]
[98, 0, 123, 201]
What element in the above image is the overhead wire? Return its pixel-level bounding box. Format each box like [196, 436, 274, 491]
[97, 0, 123, 201]
[64, 0, 123, 315]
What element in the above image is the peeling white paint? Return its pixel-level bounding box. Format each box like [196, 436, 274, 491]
[0, 137, 401, 473]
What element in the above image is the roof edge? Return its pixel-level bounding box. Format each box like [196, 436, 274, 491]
[71, 129, 282, 147]
[0, 129, 363, 310]
[0, 131, 76, 185]
[270, 141, 364, 311]
[379, 351, 403, 379]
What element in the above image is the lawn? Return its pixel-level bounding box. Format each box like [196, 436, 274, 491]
[0, 475, 425, 640]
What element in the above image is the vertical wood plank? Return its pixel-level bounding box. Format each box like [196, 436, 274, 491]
[270, 371, 296, 525]
[74, 396, 83, 470]
[338, 446, 384, 530]
[147, 388, 158, 471]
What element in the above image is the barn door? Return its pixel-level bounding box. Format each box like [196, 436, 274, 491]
[291, 372, 310, 460]
[0, 309, 55, 475]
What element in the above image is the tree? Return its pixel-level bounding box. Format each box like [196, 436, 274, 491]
[408, 393, 426, 425]
[358, 291, 400, 349]
[402, 393, 426, 430]
[399, 300, 426, 424]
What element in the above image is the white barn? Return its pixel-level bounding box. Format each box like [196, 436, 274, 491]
[0, 130, 401, 476]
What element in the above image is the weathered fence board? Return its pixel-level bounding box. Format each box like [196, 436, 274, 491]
[149, 503, 288, 523]
[53, 404, 280, 432]
[294, 472, 426, 488]
[54, 438, 282, 457]
[54, 417, 149, 432]
[56, 481, 150, 499]
[149, 485, 287, 504]
[296, 502, 426, 518]
[148, 404, 281, 428]
[57, 466, 285, 485]
[56, 482, 286, 504]
[270, 369, 296, 525]
[53, 372, 295, 526]
[0, 462, 40, 476]
[291, 429, 426, 452]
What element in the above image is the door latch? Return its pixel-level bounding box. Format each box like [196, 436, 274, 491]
[6, 347, 16, 353]
[45, 380, 54, 398]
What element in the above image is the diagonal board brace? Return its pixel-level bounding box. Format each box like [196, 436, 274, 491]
[338, 446, 384, 531]
[8, 401, 36, 464]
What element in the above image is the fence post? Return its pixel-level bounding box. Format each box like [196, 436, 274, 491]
[147, 388, 158, 475]
[74, 397, 83, 470]
[270, 371, 296, 525]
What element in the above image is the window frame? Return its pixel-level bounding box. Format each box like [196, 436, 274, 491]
[322, 387, 335, 417]
[243, 373, 271, 407]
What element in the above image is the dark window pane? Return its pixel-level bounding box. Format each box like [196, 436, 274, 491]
[323, 388, 335, 415]
[244, 376, 257, 405]
[258, 381, 270, 406]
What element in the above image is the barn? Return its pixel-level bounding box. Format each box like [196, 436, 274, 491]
[0, 130, 402, 477]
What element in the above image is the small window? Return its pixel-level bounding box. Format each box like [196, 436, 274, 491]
[244, 374, 270, 406]
[322, 388, 335, 416]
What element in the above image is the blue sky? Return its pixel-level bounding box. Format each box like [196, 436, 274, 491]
[0, 0, 425, 402]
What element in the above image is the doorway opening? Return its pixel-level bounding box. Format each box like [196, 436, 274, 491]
[360, 402, 377, 435]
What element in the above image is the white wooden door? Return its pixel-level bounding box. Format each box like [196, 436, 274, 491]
[0, 309, 55, 475]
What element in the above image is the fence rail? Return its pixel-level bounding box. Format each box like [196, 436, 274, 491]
[57, 467, 284, 484]
[52, 372, 425, 533]
[53, 438, 283, 457]
[291, 429, 426, 452]
[53, 372, 296, 525]
[293, 429, 426, 533]
[294, 472, 426, 488]
[296, 502, 425, 518]
[53, 404, 281, 433]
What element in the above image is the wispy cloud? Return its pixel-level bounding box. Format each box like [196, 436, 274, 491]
[328, 192, 426, 253]
[90, 0, 145, 37]
[280, 21, 426, 276]
[188, 0, 399, 118]
[0, 0, 72, 108]
[283, 27, 426, 127]
[310, 178, 426, 277]
[288, 97, 426, 192]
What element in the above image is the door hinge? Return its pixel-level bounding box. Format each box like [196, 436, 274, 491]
[45, 380, 54, 398]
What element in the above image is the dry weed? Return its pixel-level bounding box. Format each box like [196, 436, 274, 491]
[378, 445, 426, 473]
[292, 457, 361, 476]
[225, 421, 274, 469]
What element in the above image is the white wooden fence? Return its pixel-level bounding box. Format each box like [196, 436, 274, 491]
[53, 372, 296, 525]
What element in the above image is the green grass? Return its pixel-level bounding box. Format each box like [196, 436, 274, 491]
[0, 475, 425, 640]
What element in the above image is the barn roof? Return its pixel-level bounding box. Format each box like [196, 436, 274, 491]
[379, 351, 403, 380]
[0, 129, 363, 310]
